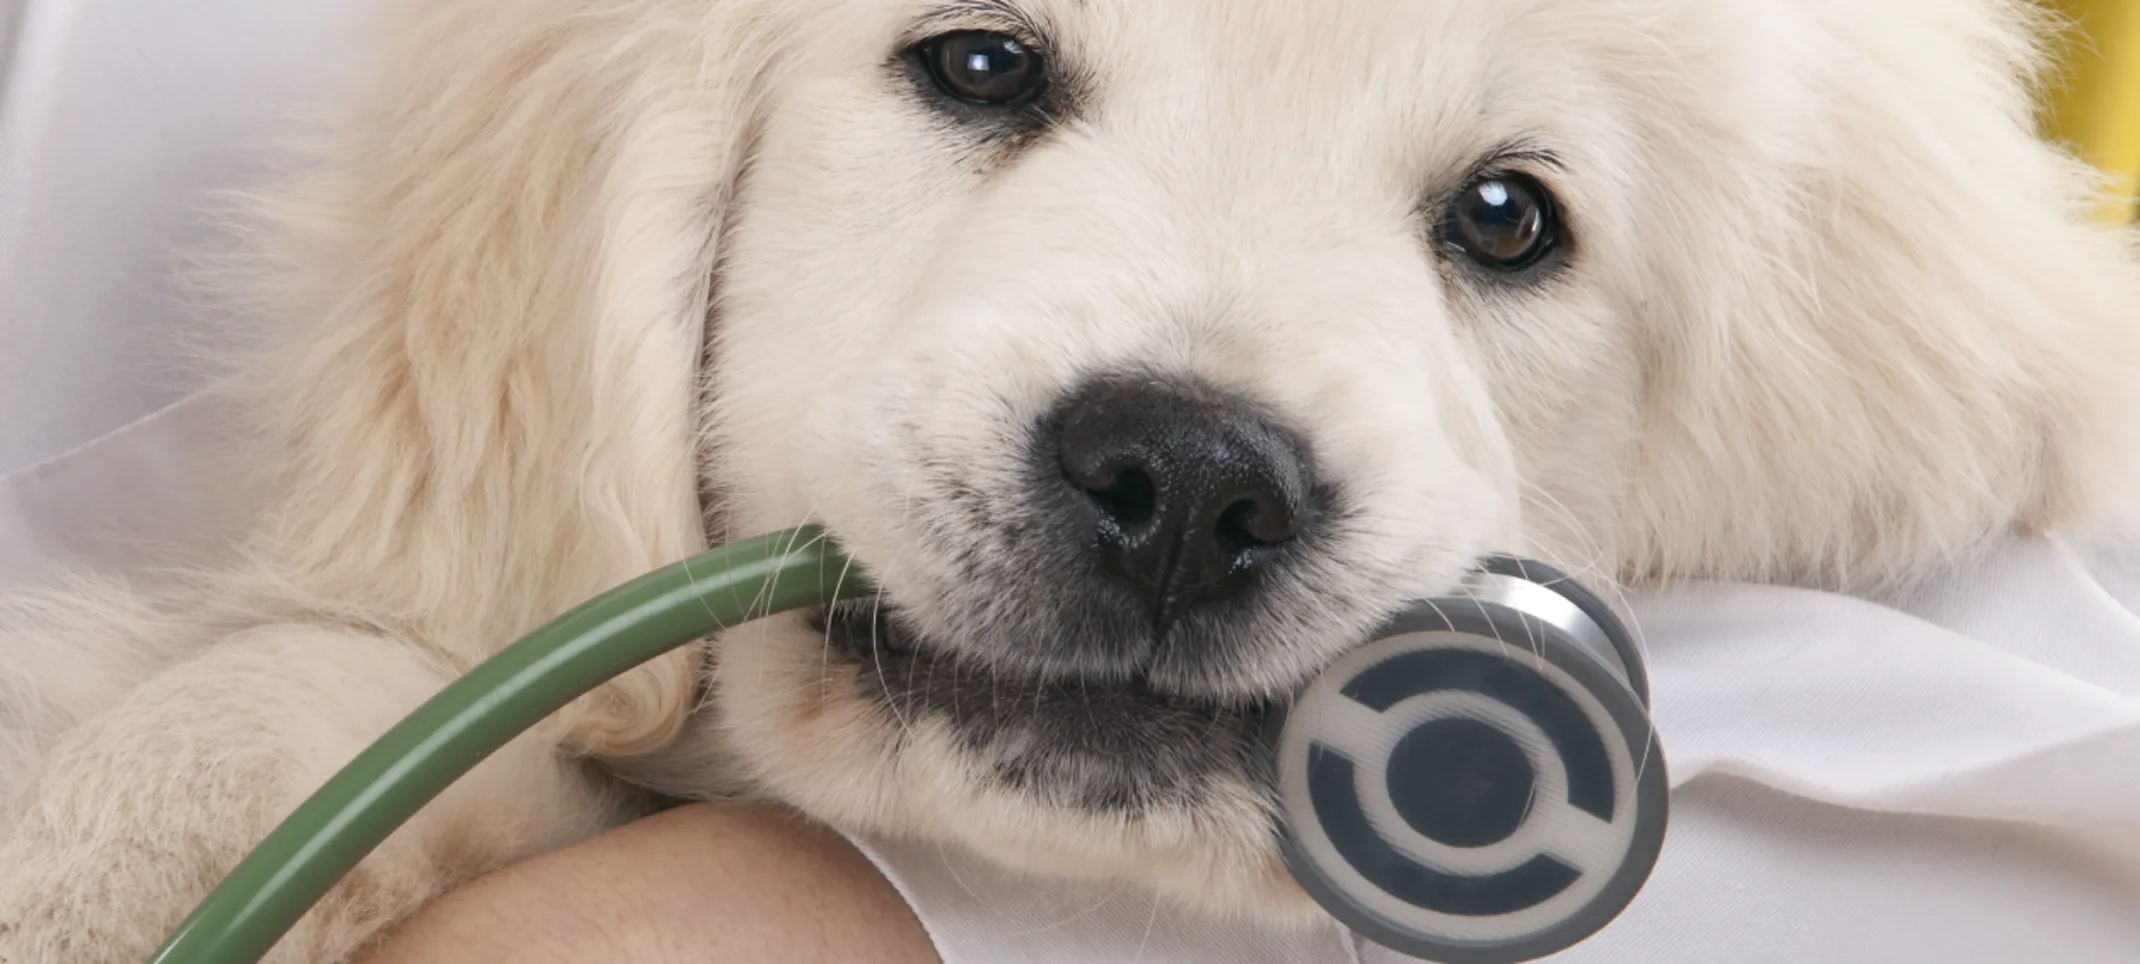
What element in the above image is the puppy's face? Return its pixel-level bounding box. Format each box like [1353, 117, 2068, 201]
[698, 0, 1760, 910]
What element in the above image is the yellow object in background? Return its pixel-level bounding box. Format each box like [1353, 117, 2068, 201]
[2041, 0, 2140, 222]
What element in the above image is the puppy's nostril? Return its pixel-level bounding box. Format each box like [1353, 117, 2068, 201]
[1077, 465, 1158, 530]
[1213, 495, 1297, 556]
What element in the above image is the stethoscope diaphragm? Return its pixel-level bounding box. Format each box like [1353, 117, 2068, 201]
[1268, 557, 1668, 963]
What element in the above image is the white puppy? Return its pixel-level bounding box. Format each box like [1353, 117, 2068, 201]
[4, 0, 2139, 961]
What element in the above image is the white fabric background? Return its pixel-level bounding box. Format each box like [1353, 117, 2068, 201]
[0, 0, 343, 476]
[7, 4, 2140, 963]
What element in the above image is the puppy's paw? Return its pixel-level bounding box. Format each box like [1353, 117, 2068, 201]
[0, 623, 625, 964]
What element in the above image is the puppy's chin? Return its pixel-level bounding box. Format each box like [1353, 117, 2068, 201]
[708, 609, 1327, 919]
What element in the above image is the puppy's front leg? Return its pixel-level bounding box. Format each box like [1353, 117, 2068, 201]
[0, 624, 632, 964]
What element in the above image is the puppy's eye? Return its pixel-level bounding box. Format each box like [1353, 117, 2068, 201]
[1444, 173, 1563, 272]
[917, 31, 1046, 106]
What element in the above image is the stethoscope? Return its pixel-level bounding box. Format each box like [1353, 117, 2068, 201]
[147, 529, 1665, 964]
[1268, 555, 1667, 963]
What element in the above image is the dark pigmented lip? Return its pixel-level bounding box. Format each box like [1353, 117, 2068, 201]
[804, 600, 1283, 813]
[810, 602, 922, 657]
[808, 601, 1281, 717]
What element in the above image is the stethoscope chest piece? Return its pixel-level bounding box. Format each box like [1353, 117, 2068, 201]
[1268, 557, 1668, 964]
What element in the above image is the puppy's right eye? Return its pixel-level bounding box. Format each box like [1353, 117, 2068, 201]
[916, 31, 1047, 106]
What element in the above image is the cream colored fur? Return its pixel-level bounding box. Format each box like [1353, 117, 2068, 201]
[3, 0, 2139, 960]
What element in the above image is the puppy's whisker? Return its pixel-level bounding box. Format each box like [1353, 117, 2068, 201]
[1587, 577, 1664, 779]
[1129, 885, 1165, 964]
[997, 879, 1136, 937]
[768, 500, 835, 696]
[817, 521, 855, 688]
[867, 586, 919, 742]
[932, 839, 994, 918]
[1518, 478, 1612, 581]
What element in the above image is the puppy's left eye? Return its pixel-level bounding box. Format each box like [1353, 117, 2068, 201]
[1444, 173, 1564, 272]
[917, 31, 1047, 106]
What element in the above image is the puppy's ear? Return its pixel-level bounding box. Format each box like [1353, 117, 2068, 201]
[214, 0, 789, 756]
[1619, 0, 2140, 591]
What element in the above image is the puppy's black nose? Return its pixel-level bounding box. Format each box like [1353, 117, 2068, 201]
[1055, 376, 1314, 634]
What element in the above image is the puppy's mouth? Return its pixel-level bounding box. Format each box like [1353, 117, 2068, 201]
[807, 602, 1279, 812]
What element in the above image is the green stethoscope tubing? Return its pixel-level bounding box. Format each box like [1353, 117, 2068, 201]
[146, 526, 867, 964]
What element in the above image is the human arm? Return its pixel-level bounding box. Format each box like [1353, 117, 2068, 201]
[354, 801, 940, 964]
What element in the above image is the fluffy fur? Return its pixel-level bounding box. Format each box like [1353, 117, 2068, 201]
[4, 0, 2139, 960]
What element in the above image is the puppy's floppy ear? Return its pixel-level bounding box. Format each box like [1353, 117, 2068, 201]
[214, 0, 791, 756]
[1618, 0, 2140, 591]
